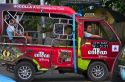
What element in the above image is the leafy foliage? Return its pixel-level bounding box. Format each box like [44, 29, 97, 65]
[19, 0, 40, 4]
[19, 0, 40, 31]
[48, 0, 59, 5]
[102, 0, 125, 13]
[21, 15, 40, 31]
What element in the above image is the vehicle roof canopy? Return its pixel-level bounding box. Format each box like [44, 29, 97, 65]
[0, 4, 76, 17]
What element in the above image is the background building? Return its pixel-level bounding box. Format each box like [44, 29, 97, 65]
[0, 0, 13, 3]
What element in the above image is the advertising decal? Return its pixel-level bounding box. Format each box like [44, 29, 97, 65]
[0, 45, 23, 61]
[112, 45, 119, 52]
[88, 42, 108, 55]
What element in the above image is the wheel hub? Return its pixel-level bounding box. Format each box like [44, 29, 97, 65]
[18, 66, 32, 80]
[92, 65, 104, 78]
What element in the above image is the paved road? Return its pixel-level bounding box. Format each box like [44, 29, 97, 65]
[32, 72, 110, 82]
[0, 66, 123, 82]
[31, 70, 123, 82]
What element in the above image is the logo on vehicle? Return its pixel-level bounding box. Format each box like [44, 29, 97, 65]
[34, 51, 50, 58]
[88, 48, 107, 55]
[88, 42, 108, 55]
[2, 50, 11, 57]
[0, 45, 23, 61]
[112, 45, 119, 52]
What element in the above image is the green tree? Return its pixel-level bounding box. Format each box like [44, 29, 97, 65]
[18, 0, 40, 31]
[19, 0, 39, 4]
[45, 0, 59, 5]
[102, 0, 125, 13]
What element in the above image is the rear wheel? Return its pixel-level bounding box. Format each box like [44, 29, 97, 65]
[87, 61, 109, 81]
[15, 62, 35, 82]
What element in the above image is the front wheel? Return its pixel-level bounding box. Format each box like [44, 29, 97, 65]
[87, 61, 109, 81]
[15, 62, 35, 82]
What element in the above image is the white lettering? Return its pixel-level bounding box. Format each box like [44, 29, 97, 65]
[14, 4, 32, 9]
[88, 48, 107, 55]
[14, 5, 65, 11]
[34, 51, 50, 58]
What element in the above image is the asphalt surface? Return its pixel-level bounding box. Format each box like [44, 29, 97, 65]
[0, 66, 123, 82]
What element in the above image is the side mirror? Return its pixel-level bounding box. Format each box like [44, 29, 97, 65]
[53, 23, 72, 35]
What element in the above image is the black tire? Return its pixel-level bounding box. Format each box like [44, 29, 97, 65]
[87, 61, 109, 81]
[82, 71, 89, 78]
[15, 62, 35, 82]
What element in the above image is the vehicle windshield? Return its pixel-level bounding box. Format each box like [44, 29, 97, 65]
[100, 21, 118, 42]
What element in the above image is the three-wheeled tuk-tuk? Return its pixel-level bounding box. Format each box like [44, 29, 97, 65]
[0, 4, 121, 82]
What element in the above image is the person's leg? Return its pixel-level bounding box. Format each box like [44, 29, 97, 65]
[25, 36, 32, 44]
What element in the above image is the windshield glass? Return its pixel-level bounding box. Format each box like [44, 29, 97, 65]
[100, 21, 118, 42]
